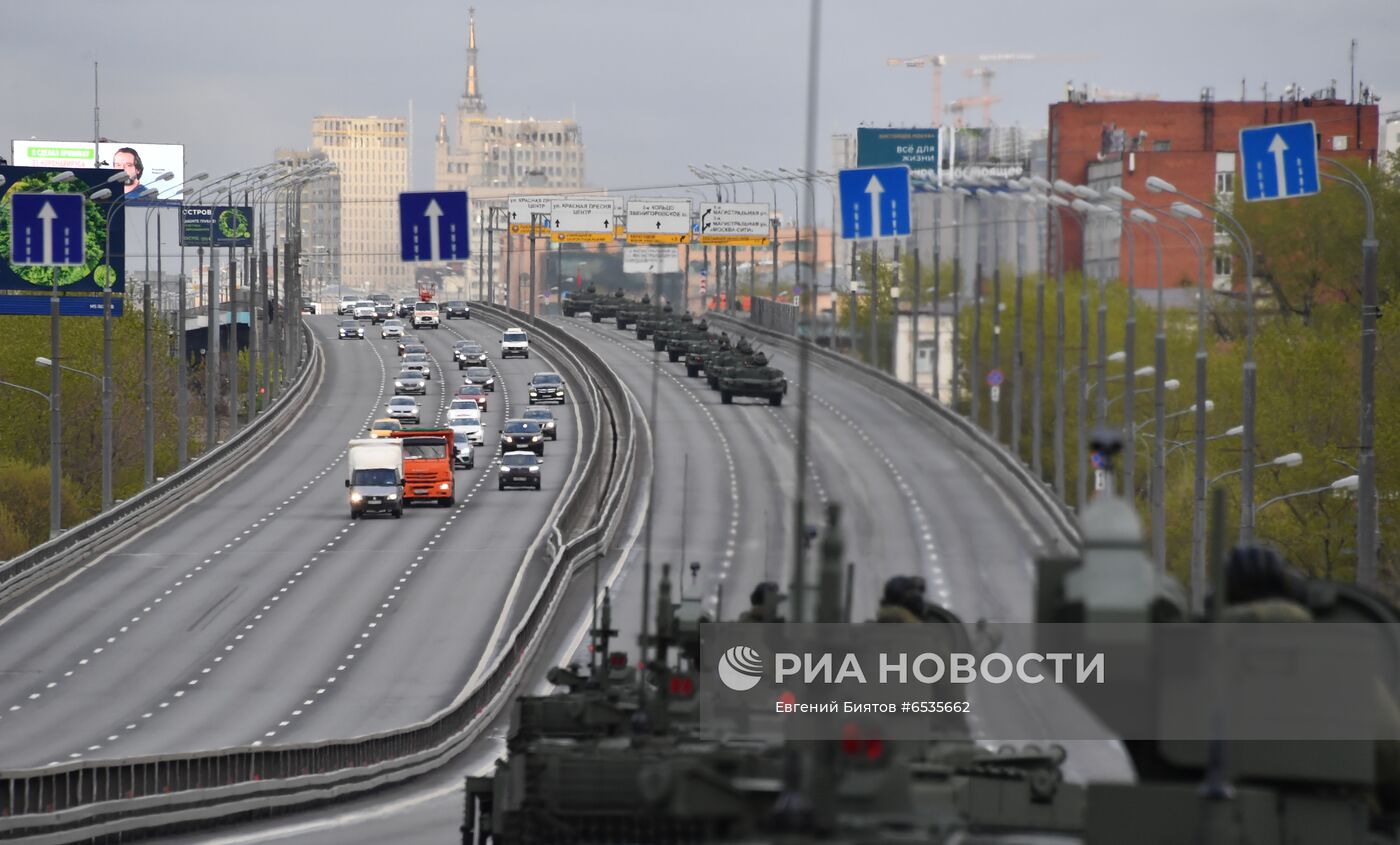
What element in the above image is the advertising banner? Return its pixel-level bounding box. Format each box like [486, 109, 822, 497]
[0, 166, 125, 294]
[181, 205, 214, 247]
[211, 206, 253, 247]
[11, 140, 187, 200]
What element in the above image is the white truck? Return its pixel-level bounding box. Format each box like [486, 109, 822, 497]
[412, 301, 440, 330]
[346, 438, 404, 519]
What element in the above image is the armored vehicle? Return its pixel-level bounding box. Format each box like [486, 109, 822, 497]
[717, 350, 787, 405]
[561, 283, 597, 317]
[634, 302, 675, 341]
[615, 293, 651, 330]
[652, 311, 694, 352]
[683, 332, 730, 379]
[704, 337, 753, 390]
[589, 288, 627, 323]
[664, 317, 714, 364]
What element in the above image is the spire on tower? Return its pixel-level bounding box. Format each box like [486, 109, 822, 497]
[462, 6, 485, 114]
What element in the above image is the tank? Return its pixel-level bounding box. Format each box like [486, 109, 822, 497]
[704, 338, 752, 390]
[562, 283, 597, 318]
[684, 333, 730, 379]
[652, 311, 693, 352]
[664, 317, 714, 364]
[717, 351, 787, 405]
[589, 288, 627, 323]
[615, 294, 651, 330]
[635, 302, 675, 341]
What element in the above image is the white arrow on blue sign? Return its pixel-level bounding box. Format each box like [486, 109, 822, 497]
[399, 190, 471, 261]
[11, 193, 87, 266]
[838, 165, 911, 240]
[1238, 120, 1320, 202]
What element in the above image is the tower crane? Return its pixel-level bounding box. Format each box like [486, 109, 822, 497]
[886, 51, 1096, 126]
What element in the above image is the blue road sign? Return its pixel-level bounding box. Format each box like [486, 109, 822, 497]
[399, 191, 470, 262]
[0, 294, 122, 316]
[1091, 451, 1107, 470]
[11, 193, 86, 266]
[838, 166, 911, 240]
[986, 368, 1004, 387]
[1239, 120, 1319, 202]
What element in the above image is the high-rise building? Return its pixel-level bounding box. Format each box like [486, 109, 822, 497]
[435, 10, 586, 193]
[311, 114, 409, 292]
[273, 148, 341, 303]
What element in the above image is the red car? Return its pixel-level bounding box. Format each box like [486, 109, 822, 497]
[454, 383, 489, 412]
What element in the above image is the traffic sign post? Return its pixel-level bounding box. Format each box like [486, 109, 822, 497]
[986, 368, 1004, 387]
[838, 166, 911, 240]
[626, 199, 691, 245]
[399, 191, 470, 262]
[11, 193, 86, 266]
[507, 196, 553, 234]
[698, 202, 771, 246]
[623, 245, 680, 274]
[550, 198, 614, 243]
[1239, 120, 1320, 202]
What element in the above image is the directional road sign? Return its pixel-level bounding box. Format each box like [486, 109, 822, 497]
[399, 191, 470, 262]
[838, 165, 911, 240]
[10, 193, 86, 266]
[1239, 120, 1319, 202]
[551, 198, 614, 243]
[623, 245, 680, 274]
[698, 202, 771, 246]
[986, 368, 1004, 387]
[507, 196, 553, 234]
[626, 199, 691, 245]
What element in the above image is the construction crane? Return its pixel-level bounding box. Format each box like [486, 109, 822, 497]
[886, 51, 1096, 126]
[946, 96, 1000, 129]
[964, 67, 997, 125]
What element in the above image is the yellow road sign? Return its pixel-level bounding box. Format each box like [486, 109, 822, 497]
[627, 232, 691, 245]
[698, 234, 769, 246]
[552, 231, 613, 243]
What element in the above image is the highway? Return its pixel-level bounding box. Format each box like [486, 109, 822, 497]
[0, 314, 579, 768]
[147, 307, 1128, 844]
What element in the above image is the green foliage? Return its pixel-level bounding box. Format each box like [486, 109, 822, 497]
[0, 457, 82, 557]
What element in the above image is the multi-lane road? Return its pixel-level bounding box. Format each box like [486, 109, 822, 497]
[142, 308, 1127, 844]
[0, 314, 577, 769]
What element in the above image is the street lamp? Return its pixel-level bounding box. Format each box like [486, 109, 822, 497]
[1256, 474, 1357, 515]
[1148, 174, 1260, 546]
[1210, 451, 1303, 486]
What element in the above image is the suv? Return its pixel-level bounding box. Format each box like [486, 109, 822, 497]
[398, 297, 416, 318]
[353, 300, 376, 320]
[527, 372, 565, 405]
[338, 295, 360, 316]
[455, 340, 488, 369]
[412, 301, 440, 330]
[498, 451, 542, 491]
[443, 300, 471, 320]
[500, 328, 529, 359]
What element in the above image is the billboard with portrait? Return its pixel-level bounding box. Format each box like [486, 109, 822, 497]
[11, 140, 187, 200]
[0, 166, 126, 294]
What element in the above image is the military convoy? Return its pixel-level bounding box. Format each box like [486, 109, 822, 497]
[634, 302, 675, 341]
[716, 350, 787, 405]
[589, 288, 628, 323]
[560, 284, 596, 318]
[615, 293, 651, 330]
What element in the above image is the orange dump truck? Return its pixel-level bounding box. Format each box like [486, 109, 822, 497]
[389, 427, 456, 507]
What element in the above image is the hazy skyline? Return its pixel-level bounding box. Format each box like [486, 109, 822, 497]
[3, 0, 1395, 196]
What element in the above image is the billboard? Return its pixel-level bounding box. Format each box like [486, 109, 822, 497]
[856, 128, 940, 171]
[11, 139, 187, 200]
[0, 166, 125, 295]
[211, 206, 253, 247]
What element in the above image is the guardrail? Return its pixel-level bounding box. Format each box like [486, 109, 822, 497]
[0, 306, 641, 843]
[706, 311, 1080, 554]
[0, 320, 322, 616]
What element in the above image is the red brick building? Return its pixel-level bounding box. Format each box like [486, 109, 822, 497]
[1048, 96, 1379, 292]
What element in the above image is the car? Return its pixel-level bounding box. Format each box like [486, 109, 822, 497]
[500, 327, 529, 359]
[527, 372, 566, 405]
[402, 353, 433, 379]
[455, 340, 488, 369]
[450, 416, 485, 447]
[500, 419, 545, 455]
[300, 301, 317, 315]
[412, 300, 440, 329]
[353, 300, 376, 320]
[371, 292, 393, 306]
[463, 366, 495, 391]
[338, 295, 360, 316]
[498, 450, 542, 490]
[381, 319, 404, 339]
[446, 398, 483, 427]
[398, 298, 416, 318]
[386, 396, 419, 424]
[338, 319, 365, 339]
[394, 369, 427, 395]
[443, 300, 471, 320]
[368, 418, 402, 439]
[403, 343, 429, 358]
[521, 407, 557, 440]
[397, 335, 421, 356]
[449, 427, 477, 469]
[372, 303, 394, 323]
[454, 383, 489, 412]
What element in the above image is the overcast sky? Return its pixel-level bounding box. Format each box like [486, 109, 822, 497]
[3, 0, 1396, 195]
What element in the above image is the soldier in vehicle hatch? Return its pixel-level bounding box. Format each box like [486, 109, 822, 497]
[738, 581, 785, 622]
[875, 575, 925, 623]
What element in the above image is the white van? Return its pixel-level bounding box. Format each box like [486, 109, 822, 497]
[500, 327, 529, 359]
